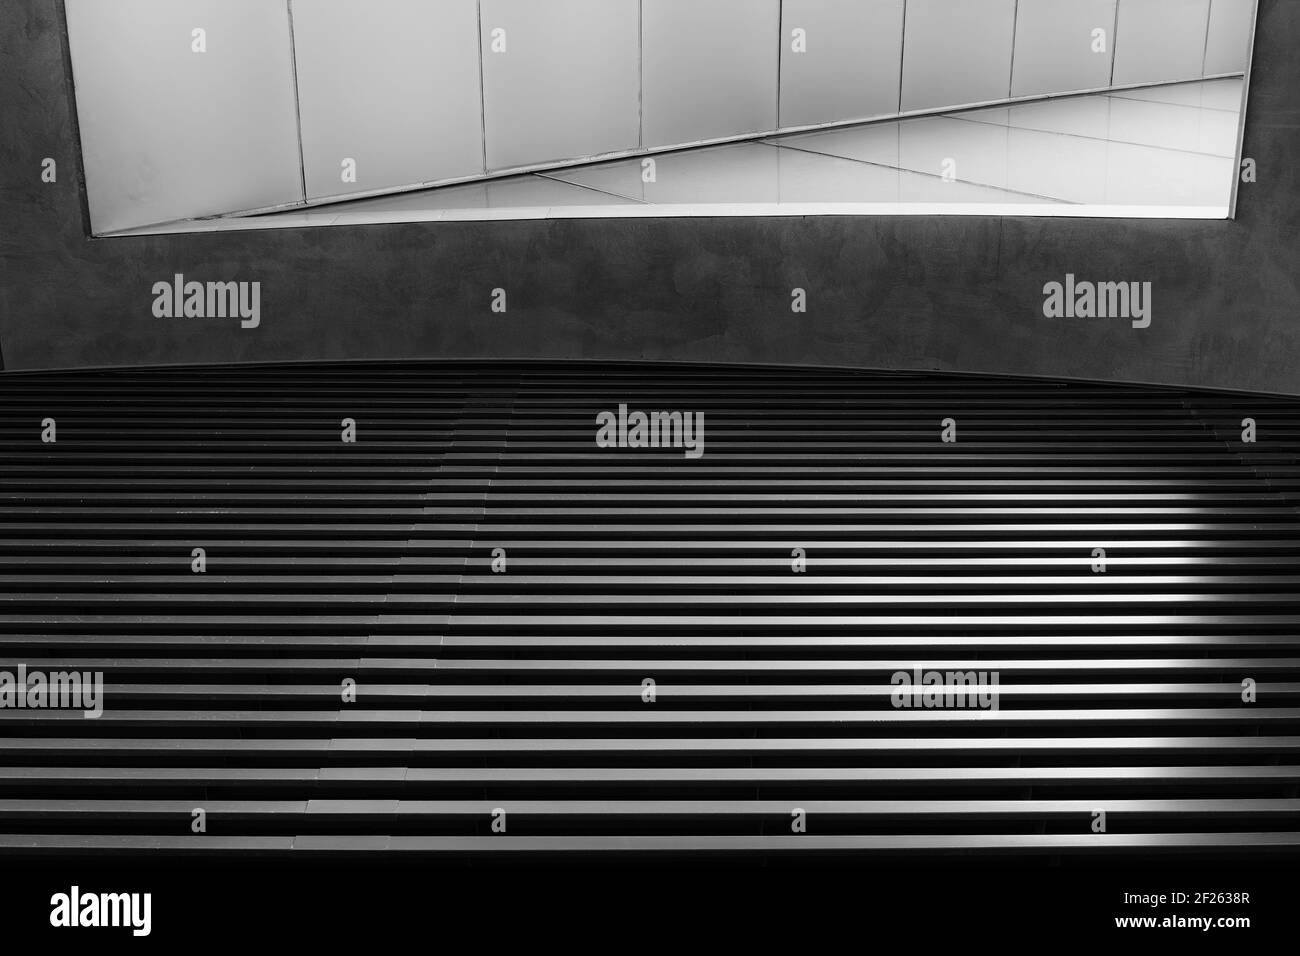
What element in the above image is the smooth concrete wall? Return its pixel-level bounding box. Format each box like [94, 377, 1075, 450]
[3, 0, 1298, 402]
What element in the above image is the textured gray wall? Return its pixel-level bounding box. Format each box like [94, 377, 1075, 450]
[0, 0, 1296, 395]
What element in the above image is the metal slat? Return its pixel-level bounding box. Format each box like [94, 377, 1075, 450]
[0, 360, 1296, 857]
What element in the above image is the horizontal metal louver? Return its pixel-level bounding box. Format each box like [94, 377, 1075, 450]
[0, 360, 1297, 857]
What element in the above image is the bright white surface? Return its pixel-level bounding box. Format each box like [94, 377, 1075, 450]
[108, 202, 1231, 238]
[1111, 79, 1245, 111]
[1010, 0, 1118, 98]
[66, 0, 304, 234]
[480, 0, 641, 171]
[111, 78, 1244, 234]
[70, 0, 1254, 233]
[900, 0, 1017, 112]
[1112, 0, 1213, 86]
[1203, 0, 1256, 75]
[778, 0, 905, 128]
[549, 142, 1057, 206]
[291, 0, 484, 202]
[641, 0, 781, 148]
[330, 174, 637, 213]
